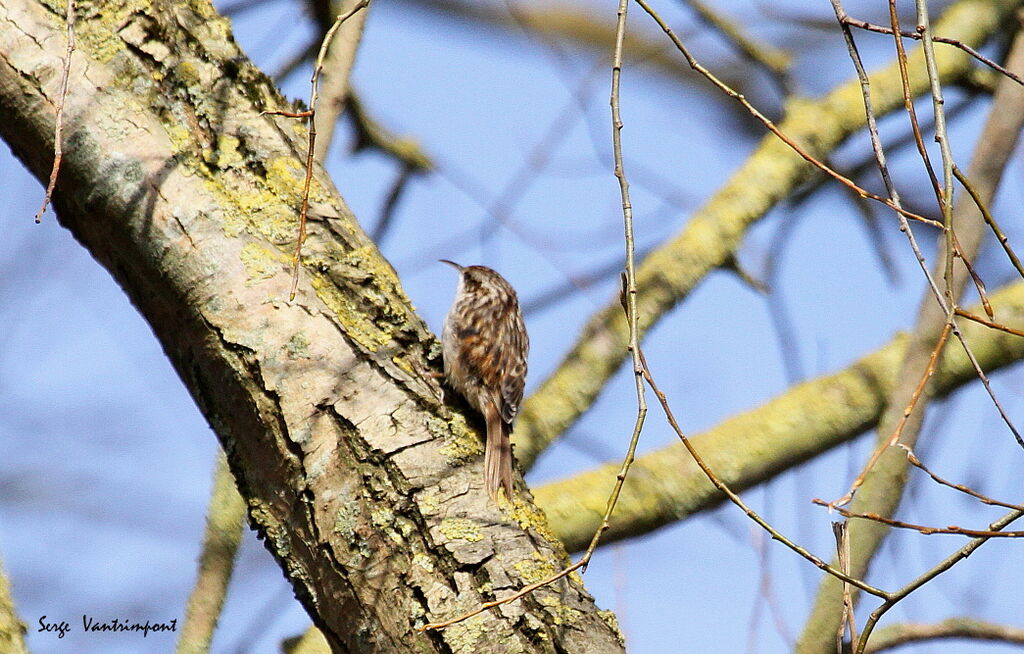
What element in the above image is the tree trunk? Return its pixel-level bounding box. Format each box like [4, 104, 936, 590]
[0, 1, 625, 652]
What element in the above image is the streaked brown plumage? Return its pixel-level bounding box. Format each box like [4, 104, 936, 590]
[440, 260, 528, 499]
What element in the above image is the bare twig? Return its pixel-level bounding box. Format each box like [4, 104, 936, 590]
[854, 510, 1024, 654]
[829, 323, 951, 508]
[422, 0, 649, 630]
[34, 0, 75, 223]
[263, 0, 370, 300]
[954, 163, 1024, 280]
[516, 0, 1014, 470]
[842, 14, 1024, 87]
[897, 444, 1024, 511]
[635, 0, 942, 230]
[884, 0, 943, 207]
[796, 8, 1024, 654]
[639, 349, 889, 599]
[954, 307, 1024, 338]
[833, 522, 857, 653]
[814, 500, 1024, 538]
[310, 0, 371, 162]
[681, 0, 791, 89]
[533, 282, 1024, 553]
[916, 0, 957, 310]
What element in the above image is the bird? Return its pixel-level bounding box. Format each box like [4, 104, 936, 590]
[440, 260, 529, 500]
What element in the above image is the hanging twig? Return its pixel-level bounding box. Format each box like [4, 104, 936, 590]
[638, 348, 889, 598]
[34, 0, 75, 223]
[421, 0, 650, 630]
[263, 0, 370, 300]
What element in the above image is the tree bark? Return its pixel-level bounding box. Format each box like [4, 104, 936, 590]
[0, 1, 625, 652]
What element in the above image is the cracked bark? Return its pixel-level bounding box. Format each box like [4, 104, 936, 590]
[0, 1, 624, 652]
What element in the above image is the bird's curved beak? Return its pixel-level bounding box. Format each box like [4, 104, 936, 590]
[439, 259, 464, 271]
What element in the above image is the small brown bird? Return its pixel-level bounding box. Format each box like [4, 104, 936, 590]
[440, 260, 529, 499]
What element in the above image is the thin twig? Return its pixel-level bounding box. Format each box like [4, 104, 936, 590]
[310, 0, 371, 162]
[885, 0, 943, 208]
[604, 0, 648, 567]
[952, 230, 994, 318]
[814, 500, 1024, 538]
[263, 0, 370, 300]
[834, 0, 1024, 474]
[827, 0, 953, 329]
[34, 0, 75, 223]
[681, 0, 791, 93]
[954, 308, 1024, 338]
[954, 164, 1024, 280]
[829, 323, 952, 508]
[855, 509, 1024, 654]
[897, 444, 1024, 511]
[864, 617, 1024, 653]
[833, 522, 857, 653]
[639, 348, 889, 599]
[842, 14, 1024, 87]
[420, 558, 588, 631]
[916, 0, 957, 312]
[634, 0, 943, 230]
[421, 0, 649, 630]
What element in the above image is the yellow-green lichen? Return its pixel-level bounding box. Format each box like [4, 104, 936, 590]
[433, 414, 483, 466]
[263, 156, 334, 208]
[536, 594, 581, 626]
[512, 551, 558, 584]
[444, 613, 488, 653]
[391, 353, 417, 377]
[411, 552, 434, 572]
[75, 0, 152, 64]
[371, 507, 407, 545]
[240, 242, 286, 285]
[212, 134, 245, 168]
[174, 60, 202, 87]
[248, 500, 291, 559]
[598, 609, 626, 646]
[333, 505, 358, 541]
[438, 518, 483, 543]
[509, 497, 564, 554]
[162, 120, 203, 165]
[310, 275, 393, 352]
[418, 493, 440, 514]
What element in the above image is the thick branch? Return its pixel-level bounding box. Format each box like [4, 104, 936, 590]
[515, 0, 1023, 469]
[0, 1, 623, 652]
[864, 618, 1024, 653]
[536, 282, 1024, 552]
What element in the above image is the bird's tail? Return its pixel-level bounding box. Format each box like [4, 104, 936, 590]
[484, 404, 514, 500]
